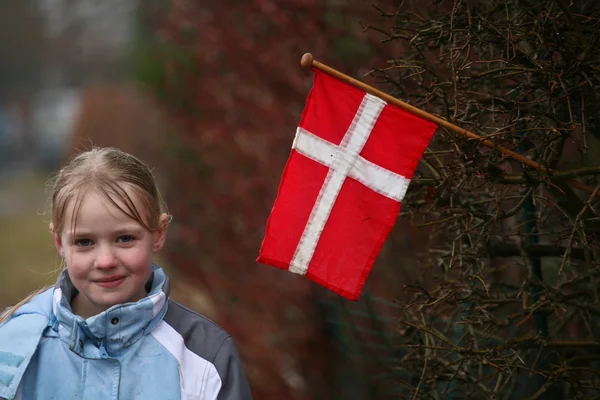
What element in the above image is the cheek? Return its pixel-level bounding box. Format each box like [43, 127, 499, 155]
[120, 246, 154, 271]
[65, 256, 90, 289]
[64, 251, 88, 276]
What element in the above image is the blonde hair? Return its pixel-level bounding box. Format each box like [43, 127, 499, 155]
[52, 147, 169, 236]
[0, 147, 169, 325]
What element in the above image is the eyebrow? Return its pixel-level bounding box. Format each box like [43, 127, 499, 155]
[68, 227, 144, 237]
[113, 228, 143, 236]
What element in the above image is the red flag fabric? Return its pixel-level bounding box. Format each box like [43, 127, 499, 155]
[257, 70, 437, 300]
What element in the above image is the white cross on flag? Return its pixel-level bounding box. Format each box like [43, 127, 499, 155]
[257, 70, 437, 300]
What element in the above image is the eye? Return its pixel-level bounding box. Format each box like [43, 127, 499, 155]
[75, 238, 93, 247]
[117, 235, 135, 243]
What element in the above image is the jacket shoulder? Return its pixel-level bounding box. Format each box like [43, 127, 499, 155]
[0, 290, 53, 400]
[157, 300, 253, 399]
[161, 300, 230, 363]
[0, 288, 54, 327]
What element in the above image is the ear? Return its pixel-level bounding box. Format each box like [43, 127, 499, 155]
[49, 223, 64, 257]
[152, 213, 169, 252]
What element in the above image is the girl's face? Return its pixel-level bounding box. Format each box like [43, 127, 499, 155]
[51, 190, 167, 319]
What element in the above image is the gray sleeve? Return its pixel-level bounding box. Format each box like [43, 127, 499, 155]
[213, 337, 253, 400]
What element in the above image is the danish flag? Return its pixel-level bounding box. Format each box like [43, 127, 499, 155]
[257, 70, 437, 300]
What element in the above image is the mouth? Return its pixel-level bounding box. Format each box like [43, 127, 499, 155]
[94, 276, 126, 289]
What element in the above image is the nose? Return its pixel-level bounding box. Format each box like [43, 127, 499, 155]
[95, 245, 119, 269]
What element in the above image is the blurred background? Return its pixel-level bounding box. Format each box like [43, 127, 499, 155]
[4, 1, 600, 399]
[0, 1, 418, 399]
[8, 1, 599, 399]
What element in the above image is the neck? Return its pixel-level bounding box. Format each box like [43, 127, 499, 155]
[70, 289, 148, 319]
[71, 294, 107, 319]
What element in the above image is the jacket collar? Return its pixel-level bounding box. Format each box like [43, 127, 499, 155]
[51, 265, 169, 358]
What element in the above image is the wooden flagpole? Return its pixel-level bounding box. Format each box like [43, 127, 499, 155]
[300, 53, 599, 198]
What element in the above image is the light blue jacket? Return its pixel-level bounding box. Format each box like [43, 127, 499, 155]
[0, 267, 252, 400]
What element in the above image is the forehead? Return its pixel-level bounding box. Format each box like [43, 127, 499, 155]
[62, 188, 148, 230]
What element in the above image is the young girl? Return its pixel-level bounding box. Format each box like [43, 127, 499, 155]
[0, 147, 252, 399]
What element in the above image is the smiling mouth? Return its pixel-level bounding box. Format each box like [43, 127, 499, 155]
[94, 277, 126, 289]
